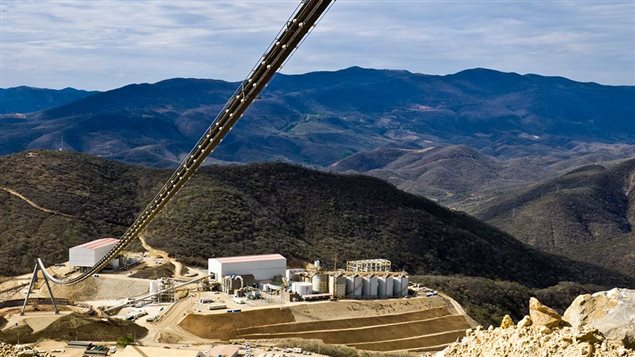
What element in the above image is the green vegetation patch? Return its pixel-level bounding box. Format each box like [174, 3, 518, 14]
[413, 275, 605, 327]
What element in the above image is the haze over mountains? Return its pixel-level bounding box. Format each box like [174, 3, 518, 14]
[1, 67, 634, 208]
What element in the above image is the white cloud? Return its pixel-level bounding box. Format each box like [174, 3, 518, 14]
[1, 0, 633, 90]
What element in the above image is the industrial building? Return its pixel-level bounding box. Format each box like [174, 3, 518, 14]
[69, 238, 122, 270]
[208, 254, 286, 282]
[149, 278, 175, 303]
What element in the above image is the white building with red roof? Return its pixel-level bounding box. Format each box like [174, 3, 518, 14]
[208, 254, 286, 282]
[69, 237, 120, 269]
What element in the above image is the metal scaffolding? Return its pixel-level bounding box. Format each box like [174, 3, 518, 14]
[346, 259, 391, 273]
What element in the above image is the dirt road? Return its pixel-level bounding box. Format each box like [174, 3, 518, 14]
[142, 294, 209, 345]
[0, 187, 73, 218]
[137, 233, 198, 280]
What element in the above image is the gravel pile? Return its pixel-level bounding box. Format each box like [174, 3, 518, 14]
[433, 293, 635, 357]
[437, 322, 632, 357]
[0, 342, 52, 357]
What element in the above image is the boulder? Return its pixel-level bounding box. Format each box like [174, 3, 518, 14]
[517, 315, 532, 328]
[529, 297, 566, 328]
[564, 288, 635, 348]
[500, 314, 514, 329]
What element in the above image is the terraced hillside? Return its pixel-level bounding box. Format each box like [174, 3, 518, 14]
[180, 297, 473, 353]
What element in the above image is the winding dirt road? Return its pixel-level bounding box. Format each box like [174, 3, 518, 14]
[0, 187, 73, 218]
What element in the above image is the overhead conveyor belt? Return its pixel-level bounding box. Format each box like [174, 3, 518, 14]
[39, 0, 335, 285]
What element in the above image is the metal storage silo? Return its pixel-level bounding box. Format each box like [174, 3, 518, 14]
[346, 274, 362, 297]
[312, 274, 328, 293]
[392, 275, 402, 297]
[362, 275, 378, 297]
[329, 274, 346, 298]
[385, 275, 394, 297]
[345, 275, 355, 296]
[353, 275, 363, 297]
[378, 275, 393, 298]
[362, 275, 370, 297]
[369, 275, 378, 298]
[377, 276, 387, 297]
[400, 275, 409, 297]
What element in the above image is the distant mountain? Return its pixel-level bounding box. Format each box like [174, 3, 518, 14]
[332, 143, 635, 209]
[0, 86, 97, 114]
[1, 67, 633, 205]
[474, 157, 635, 278]
[0, 151, 632, 290]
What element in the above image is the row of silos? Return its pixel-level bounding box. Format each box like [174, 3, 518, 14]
[302, 273, 408, 298]
[346, 274, 408, 298]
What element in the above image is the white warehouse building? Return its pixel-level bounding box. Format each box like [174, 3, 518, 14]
[69, 238, 120, 269]
[208, 254, 286, 281]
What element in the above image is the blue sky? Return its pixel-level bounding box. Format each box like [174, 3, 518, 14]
[1, 0, 634, 90]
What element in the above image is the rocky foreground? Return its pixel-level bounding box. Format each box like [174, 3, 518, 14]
[435, 288, 635, 357]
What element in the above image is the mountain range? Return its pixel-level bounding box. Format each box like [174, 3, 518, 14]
[0, 86, 96, 114]
[1, 67, 634, 287]
[1, 67, 634, 208]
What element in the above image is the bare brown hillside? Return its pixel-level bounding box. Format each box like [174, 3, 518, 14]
[475, 157, 635, 278]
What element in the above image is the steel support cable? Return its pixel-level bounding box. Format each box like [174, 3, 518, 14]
[39, 0, 334, 285]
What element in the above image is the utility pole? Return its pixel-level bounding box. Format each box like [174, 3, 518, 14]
[333, 253, 338, 272]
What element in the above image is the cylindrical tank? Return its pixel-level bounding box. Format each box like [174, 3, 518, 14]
[353, 275, 363, 297]
[385, 275, 394, 297]
[401, 275, 409, 297]
[345, 275, 354, 296]
[346, 275, 362, 297]
[362, 275, 378, 297]
[392, 276, 402, 297]
[378, 275, 394, 298]
[149, 280, 159, 295]
[312, 274, 328, 293]
[329, 275, 346, 298]
[292, 282, 313, 296]
[362, 276, 370, 296]
[369, 275, 378, 297]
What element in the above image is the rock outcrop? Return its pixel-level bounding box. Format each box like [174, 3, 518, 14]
[433, 295, 634, 357]
[500, 314, 514, 329]
[564, 288, 635, 348]
[529, 296, 567, 328]
[435, 318, 632, 357]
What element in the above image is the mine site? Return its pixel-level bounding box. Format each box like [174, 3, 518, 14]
[0, 239, 477, 356]
[1, 0, 634, 356]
